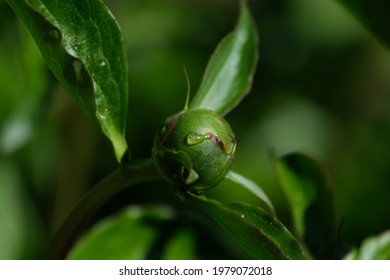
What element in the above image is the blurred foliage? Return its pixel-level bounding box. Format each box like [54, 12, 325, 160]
[337, 0, 390, 47]
[68, 204, 249, 260]
[1, 0, 390, 259]
[68, 205, 184, 260]
[274, 153, 335, 259]
[345, 230, 390, 260]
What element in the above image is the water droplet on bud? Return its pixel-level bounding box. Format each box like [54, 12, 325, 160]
[186, 133, 212, 146]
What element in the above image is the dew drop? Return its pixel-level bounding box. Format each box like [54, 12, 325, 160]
[46, 29, 61, 42]
[97, 112, 107, 120]
[72, 60, 83, 82]
[186, 133, 212, 146]
[100, 61, 106, 67]
[63, 58, 91, 89]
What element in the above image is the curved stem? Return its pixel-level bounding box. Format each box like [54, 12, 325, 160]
[48, 158, 162, 259]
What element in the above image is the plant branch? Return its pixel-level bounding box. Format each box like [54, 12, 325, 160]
[48, 158, 161, 259]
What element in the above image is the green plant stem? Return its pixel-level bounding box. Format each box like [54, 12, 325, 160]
[48, 158, 161, 259]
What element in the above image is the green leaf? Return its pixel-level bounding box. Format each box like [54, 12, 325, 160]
[6, 0, 128, 161]
[187, 193, 305, 259]
[0, 160, 44, 259]
[68, 205, 174, 260]
[189, 1, 258, 116]
[162, 229, 197, 260]
[226, 170, 275, 214]
[358, 230, 390, 260]
[336, 0, 390, 47]
[49, 159, 161, 259]
[274, 153, 335, 258]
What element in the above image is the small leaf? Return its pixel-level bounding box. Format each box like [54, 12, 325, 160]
[187, 193, 305, 259]
[336, 0, 390, 47]
[274, 153, 335, 258]
[358, 230, 390, 260]
[6, 0, 128, 161]
[226, 170, 275, 214]
[189, 1, 258, 116]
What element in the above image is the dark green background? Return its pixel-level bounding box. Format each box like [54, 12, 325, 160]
[1, 0, 389, 259]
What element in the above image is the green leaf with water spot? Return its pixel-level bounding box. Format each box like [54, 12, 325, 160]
[6, 0, 128, 162]
[187, 193, 305, 259]
[274, 153, 335, 258]
[189, 1, 258, 116]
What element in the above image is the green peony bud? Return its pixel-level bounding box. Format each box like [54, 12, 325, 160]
[152, 108, 236, 191]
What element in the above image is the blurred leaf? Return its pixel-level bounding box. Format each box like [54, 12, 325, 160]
[226, 170, 275, 214]
[0, 105, 37, 155]
[68, 205, 174, 260]
[358, 230, 390, 260]
[187, 193, 305, 259]
[274, 153, 335, 258]
[336, 0, 390, 47]
[189, 1, 258, 116]
[68, 204, 200, 260]
[0, 160, 44, 259]
[162, 229, 197, 260]
[344, 231, 390, 260]
[0, 16, 47, 152]
[6, 0, 128, 161]
[0, 29, 46, 106]
[49, 159, 162, 259]
[343, 248, 359, 260]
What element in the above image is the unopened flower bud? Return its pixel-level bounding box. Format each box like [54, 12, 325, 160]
[152, 109, 236, 191]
